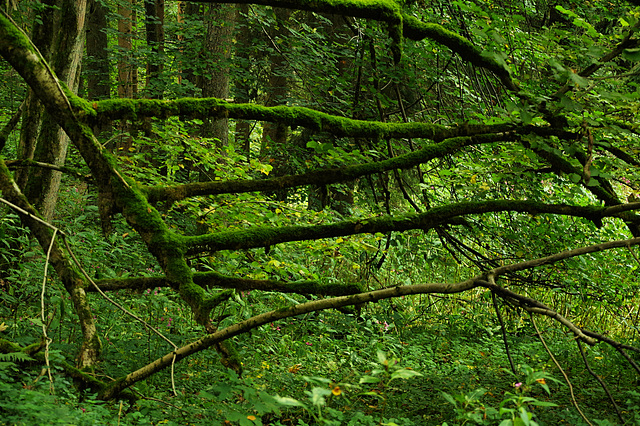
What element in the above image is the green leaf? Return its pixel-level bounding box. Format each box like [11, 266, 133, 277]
[390, 369, 422, 380]
[359, 375, 381, 384]
[274, 395, 307, 409]
[623, 48, 640, 62]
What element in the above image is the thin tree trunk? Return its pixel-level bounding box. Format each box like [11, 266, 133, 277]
[86, 0, 111, 142]
[234, 4, 252, 156]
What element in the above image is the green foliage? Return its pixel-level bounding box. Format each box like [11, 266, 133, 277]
[442, 365, 559, 426]
[2, 0, 640, 424]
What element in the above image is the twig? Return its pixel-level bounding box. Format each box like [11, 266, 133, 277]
[0, 197, 66, 235]
[40, 228, 57, 394]
[627, 244, 640, 267]
[576, 340, 624, 424]
[491, 290, 516, 374]
[530, 314, 593, 426]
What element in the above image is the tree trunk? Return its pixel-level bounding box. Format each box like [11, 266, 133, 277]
[116, 0, 138, 152]
[118, 0, 138, 99]
[86, 0, 110, 101]
[86, 0, 111, 141]
[144, 0, 165, 99]
[260, 7, 291, 200]
[21, 0, 87, 221]
[199, 3, 236, 148]
[234, 3, 253, 156]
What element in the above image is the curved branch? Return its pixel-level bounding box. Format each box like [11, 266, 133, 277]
[487, 236, 640, 276]
[99, 277, 478, 400]
[182, 0, 516, 87]
[97, 235, 640, 399]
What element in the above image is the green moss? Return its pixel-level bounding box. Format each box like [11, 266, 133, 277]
[92, 98, 452, 140]
[59, 82, 96, 119]
[0, 13, 35, 54]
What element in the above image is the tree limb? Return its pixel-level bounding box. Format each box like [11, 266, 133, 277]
[184, 201, 636, 254]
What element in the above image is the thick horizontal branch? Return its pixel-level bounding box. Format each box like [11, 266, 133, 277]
[89, 97, 514, 141]
[184, 200, 622, 254]
[92, 271, 362, 296]
[145, 132, 517, 203]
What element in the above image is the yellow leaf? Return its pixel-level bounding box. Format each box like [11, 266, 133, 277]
[0, 322, 7, 332]
[247, 415, 257, 421]
[470, 174, 477, 184]
[288, 364, 302, 373]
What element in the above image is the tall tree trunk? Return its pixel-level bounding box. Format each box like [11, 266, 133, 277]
[86, 0, 111, 141]
[118, 0, 138, 99]
[21, 0, 87, 221]
[199, 3, 236, 148]
[144, 0, 165, 99]
[260, 7, 291, 201]
[117, 0, 137, 152]
[234, 3, 253, 157]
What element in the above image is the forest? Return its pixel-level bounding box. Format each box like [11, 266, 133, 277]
[0, 0, 640, 424]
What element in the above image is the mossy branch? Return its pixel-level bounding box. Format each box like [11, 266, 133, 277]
[184, 200, 620, 254]
[90, 97, 516, 140]
[402, 15, 516, 90]
[144, 132, 517, 203]
[184, 0, 516, 86]
[92, 272, 362, 296]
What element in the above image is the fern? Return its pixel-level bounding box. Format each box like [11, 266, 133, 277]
[0, 351, 34, 362]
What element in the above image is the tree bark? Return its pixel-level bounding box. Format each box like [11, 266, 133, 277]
[199, 3, 236, 148]
[20, 0, 87, 221]
[144, 0, 165, 99]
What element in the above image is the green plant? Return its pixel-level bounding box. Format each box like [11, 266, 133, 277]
[442, 365, 559, 426]
[273, 349, 421, 425]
